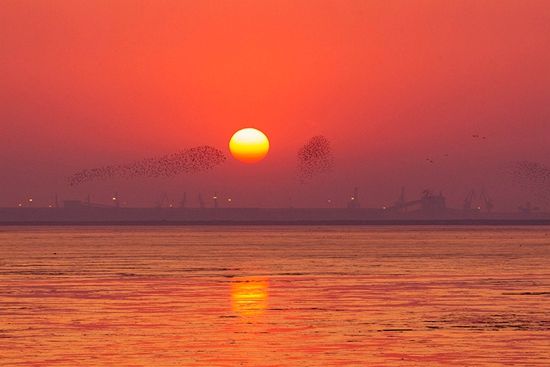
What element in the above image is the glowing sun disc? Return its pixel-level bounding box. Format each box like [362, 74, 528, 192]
[229, 128, 270, 163]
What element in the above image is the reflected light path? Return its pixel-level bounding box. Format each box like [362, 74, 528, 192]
[231, 277, 269, 317]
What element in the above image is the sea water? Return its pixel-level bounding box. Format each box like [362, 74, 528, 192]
[1, 226, 549, 366]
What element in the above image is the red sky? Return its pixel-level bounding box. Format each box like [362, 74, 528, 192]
[1, 1, 550, 209]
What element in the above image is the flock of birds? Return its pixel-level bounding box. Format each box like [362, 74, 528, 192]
[425, 134, 488, 164]
[296, 135, 333, 182]
[507, 160, 550, 205]
[68, 146, 226, 186]
[423, 134, 550, 205]
[68, 136, 335, 186]
[68, 132, 549, 209]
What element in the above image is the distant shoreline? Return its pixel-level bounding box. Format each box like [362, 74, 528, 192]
[1, 220, 550, 226]
[2, 207, 549, 226]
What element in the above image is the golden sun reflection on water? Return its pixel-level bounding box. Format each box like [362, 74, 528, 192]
[231, 277, 269, 317]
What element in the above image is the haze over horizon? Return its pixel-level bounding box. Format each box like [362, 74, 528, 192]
[2, 1, 550, 210]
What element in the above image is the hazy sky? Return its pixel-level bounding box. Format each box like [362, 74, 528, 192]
[2, 1, 550, 209]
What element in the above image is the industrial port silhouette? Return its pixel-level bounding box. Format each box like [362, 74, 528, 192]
[2, 188, 549, 225]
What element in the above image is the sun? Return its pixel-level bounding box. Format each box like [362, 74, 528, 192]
[229, 128, 270, 163]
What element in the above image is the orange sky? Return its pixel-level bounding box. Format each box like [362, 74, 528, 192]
[1, 1, 550, 208]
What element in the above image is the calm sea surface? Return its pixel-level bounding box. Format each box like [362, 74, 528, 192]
[0, 226, 549, 366]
